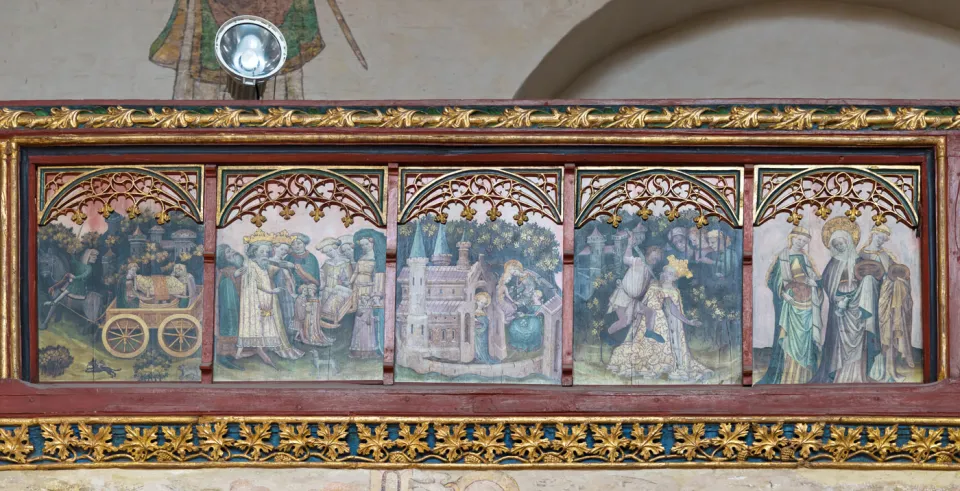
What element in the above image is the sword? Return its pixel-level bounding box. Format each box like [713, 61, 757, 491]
[326, 0, 368, 70]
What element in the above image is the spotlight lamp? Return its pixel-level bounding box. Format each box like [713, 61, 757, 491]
[214, 15, 287, 99]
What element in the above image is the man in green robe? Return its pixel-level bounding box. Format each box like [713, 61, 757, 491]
[216, 245, 244, 370]
[149, 0, 324, 99]
[67, 249, 99, 298]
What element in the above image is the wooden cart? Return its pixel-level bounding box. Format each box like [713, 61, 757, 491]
[100, 288, 203, 359]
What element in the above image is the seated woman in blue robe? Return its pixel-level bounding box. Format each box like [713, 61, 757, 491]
[506, 276, 545, 352]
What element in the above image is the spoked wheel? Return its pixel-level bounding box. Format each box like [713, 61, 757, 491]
[157, 314, 202, 358]
[101, 314, 149, 359]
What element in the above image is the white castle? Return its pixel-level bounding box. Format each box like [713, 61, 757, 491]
[396, 221, 561, 379]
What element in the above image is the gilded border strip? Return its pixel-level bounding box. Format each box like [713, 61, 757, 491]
[2, 416, 960, 470]
[2, 105, 960, 131]
[0, 133, 949, 383]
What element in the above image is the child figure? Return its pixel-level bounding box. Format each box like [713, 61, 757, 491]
[295, 284, 334, 347]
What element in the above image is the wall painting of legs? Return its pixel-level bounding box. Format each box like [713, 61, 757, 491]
[214, 167, 387, 381]
[37, 167, 205, 382]
[573, 168, 744, 385]
[394, 168, 564, 384]
[752, 166, 923, 384]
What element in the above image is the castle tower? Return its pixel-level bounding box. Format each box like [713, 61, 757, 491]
[406, 220, 430, 348]
[456, 229, 471, 270]
[129, 226, 147, 257]
[431, 222, 452, 266]
[587, 226, 606, 275]
[149, 225, 165, 244]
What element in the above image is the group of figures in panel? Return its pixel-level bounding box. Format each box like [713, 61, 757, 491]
[38, 206, 204, 382]
[214, 228, 386, 381]
[756, 217, 919, 385]
[34, 166, 924, 386]
[573, 209, 743, 385]
[394, 213, 563, 383]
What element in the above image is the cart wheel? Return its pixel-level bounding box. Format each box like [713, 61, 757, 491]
[157, 314, 202, 358]
[101, 314, 149, 359]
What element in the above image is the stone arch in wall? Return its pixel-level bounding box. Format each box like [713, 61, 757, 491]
[515, 0, 960, 99]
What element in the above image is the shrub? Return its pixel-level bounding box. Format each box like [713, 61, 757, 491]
[38, 345, 74, 378]
[133, 348, 172, 382]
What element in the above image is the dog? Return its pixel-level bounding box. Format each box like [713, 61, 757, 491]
[84, 358, 120, 378]
[309, 349, 340, 378]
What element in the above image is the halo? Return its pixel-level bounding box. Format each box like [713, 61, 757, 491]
[821, 216, 861, 248]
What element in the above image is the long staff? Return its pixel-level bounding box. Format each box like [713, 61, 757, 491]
[326, 0, 368, 69]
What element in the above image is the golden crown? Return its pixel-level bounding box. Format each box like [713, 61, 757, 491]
[666, 255, 693, 279]
[789, 226, 811, 238]
[871, 224, 891, 235]
[242, 229, 294, 245]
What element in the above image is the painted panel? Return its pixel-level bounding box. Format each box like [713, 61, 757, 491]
[394, 168, 564, 384]
[36, 167, 204, 382]
[214, 167, 387, 381]
[573, 168, 744, 385]
[752, 166, 923, 384]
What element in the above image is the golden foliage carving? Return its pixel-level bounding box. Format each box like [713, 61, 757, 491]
[604, 106, 651, 128]
[434, 107, 477, 128]
[219, 169, 385, 228]
[664, 107, 711, 129]
[754, 167, 919, 228]
[629, 423, 665, 461]
[0, 426, 33, 464]
[40, 168, 203, 226]
[824, 425, 862, 462]
[401, 169, 562, 225]
[771, 106, 820, 130]
[6, 418, 960, 468]
[88, 106, 139, 128]
[720, 106, 765, 128]
[0, 108, 26, 129]
[1, 104, 960, 130]
[494, 107, 540, 128]
[577, 170, 741, 228]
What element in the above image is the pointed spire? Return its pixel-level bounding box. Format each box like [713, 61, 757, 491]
[410, 220, 427, 259]
[459, 228, 469, 244]
[432, 222, 450, 256]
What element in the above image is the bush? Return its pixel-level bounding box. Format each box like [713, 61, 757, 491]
[133, 348, 172, 382]
[38, 345, 74, 378]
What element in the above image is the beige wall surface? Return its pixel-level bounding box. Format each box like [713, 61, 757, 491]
[3, 468, 960, 491]
[2, 0, 960, 100]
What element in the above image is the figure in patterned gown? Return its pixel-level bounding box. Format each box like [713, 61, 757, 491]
[758, 226, 823, 385]
[316, 238, 354, 325]
[237, 241, 303, 368]
[149, 0, 324, 99]
[607, 255, 712, 383]
[860, 224, 915, 380]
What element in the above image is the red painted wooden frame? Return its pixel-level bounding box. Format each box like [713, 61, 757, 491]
[0, 104, 955, 419]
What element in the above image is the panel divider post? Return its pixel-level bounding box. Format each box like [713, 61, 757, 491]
[200, 165, 217, 383]
[383, 163, 399, 385]
[741, 169, 754, 387]
[561, 163, 576, 386]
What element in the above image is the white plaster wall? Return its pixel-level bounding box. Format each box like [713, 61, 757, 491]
[0, 0, 605, 100]
[560, 1, 960, 99]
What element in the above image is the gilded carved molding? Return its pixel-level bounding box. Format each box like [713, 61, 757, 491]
[575, 168, 743, 229]
[2, 417, 960, 469]
[398, 168, 563, 225]
[5, 105, 960, 131]
[753, 166, 921, 228]
[37, 166, 204, 226]
[216, 167, 387, 228]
